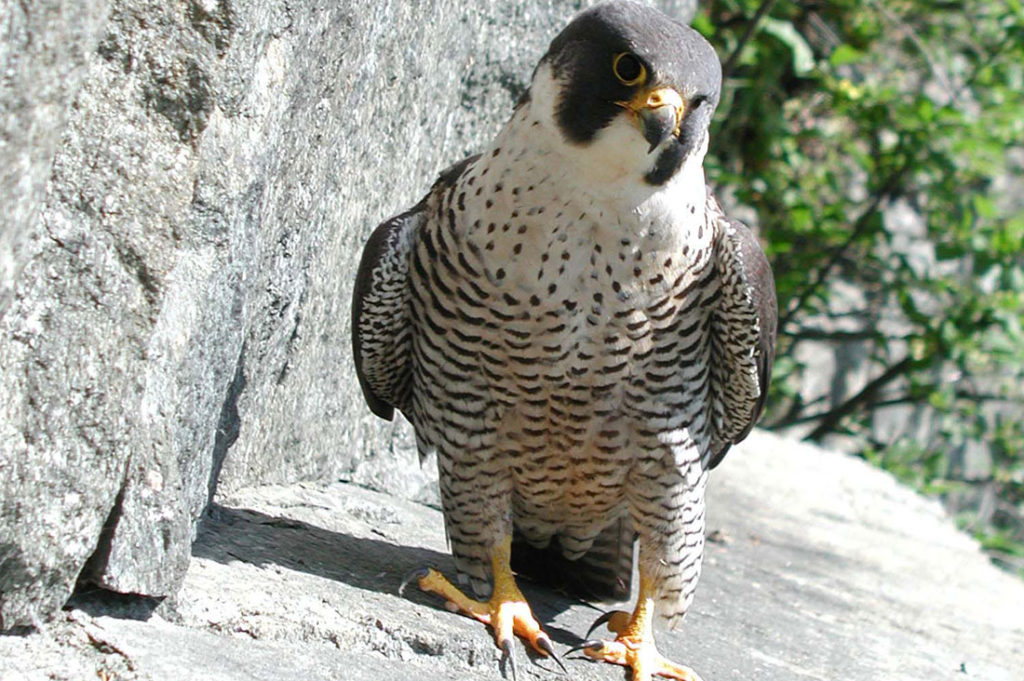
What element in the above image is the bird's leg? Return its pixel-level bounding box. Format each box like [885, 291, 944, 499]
[575, 573, 703, 681]
[402, 535, 564, 675]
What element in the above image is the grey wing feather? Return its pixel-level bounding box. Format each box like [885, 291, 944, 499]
[706, 210, 777, 468]
[351, 204, 424, 420]
[351, 155, 480, 420]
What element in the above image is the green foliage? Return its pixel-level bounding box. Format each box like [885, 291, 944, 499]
[697, 0, 1024, 574]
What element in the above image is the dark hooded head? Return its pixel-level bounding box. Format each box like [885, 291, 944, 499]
[530, 0, 722, 187]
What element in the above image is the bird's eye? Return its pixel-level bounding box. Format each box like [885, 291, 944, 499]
[612, 53, 646, 86]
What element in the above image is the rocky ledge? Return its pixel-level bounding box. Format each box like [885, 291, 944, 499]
[2, 430, 1021, 681]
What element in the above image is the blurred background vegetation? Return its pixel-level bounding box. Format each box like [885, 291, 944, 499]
[694, 0, 1024, 575]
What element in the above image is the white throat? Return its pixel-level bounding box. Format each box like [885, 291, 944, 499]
[511, 61, 708, 227]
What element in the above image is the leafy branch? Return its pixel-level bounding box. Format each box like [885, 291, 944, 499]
[699, 0, 1024, 574]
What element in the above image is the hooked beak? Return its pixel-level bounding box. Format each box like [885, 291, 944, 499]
[618, 86, 685, 153]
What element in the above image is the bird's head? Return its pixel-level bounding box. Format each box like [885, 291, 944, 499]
[526, 0, 721, 197]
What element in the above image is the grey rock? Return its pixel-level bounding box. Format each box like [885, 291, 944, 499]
[2, 431, 1022, 680]
[0, 0, 112, 314]
[1, 0, 250, 628]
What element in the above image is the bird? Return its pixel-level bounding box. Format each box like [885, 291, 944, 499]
[351, 1, 777, 679]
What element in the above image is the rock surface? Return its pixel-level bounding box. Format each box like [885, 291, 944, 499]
[1, 0, 703, 631]
[3, 431, 1022, 680]
[0, 0, 112, 311]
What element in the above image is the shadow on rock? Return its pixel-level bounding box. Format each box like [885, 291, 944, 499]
[193, 505, 452, 603]
[192, 504, 603, 649]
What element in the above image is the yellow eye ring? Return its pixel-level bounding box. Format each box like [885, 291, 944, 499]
[612, 52, 646, 86]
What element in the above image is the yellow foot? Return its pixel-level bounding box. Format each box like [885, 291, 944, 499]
[573, 610, 704, 681]
[400, 565, 565, 678]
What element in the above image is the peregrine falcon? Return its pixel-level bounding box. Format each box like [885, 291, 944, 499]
[352, 1, 777, 679]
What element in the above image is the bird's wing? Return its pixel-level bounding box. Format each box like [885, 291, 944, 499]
[351, 155, 480, 421]
[351, 203, 425, 421]
[706, 209, 778, 468]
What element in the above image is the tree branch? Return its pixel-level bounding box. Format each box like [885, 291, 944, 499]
[773, 386, 1023, 429]
[805, 356, 913, 441]
[784, 327, 880, 341]
[778, 162, 908, 333]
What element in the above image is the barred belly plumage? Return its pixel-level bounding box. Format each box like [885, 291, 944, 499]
[406, 168, 717, 613]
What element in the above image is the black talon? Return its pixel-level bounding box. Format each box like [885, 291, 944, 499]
[398, 566, 430, 596]
[500, 638, 517, 681]
[585, 610, 617, 638]
[566, 639, 605, 656]
[535, 636, 568, 674]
